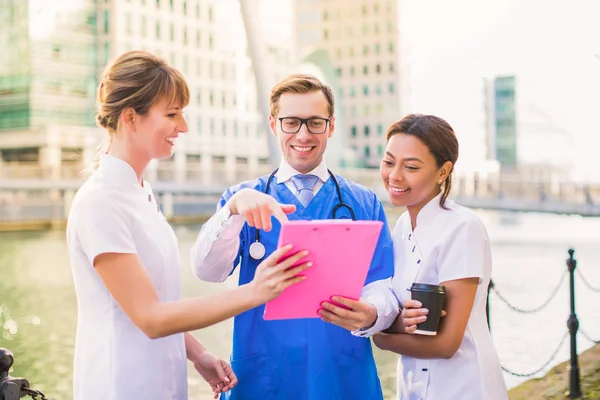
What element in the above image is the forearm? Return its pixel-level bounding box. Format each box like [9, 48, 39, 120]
[184, 332, 206, 363]
[146, 284, 260, 339]
[373, 332, 454, 359]
[191, 203, 245, 282]
[352, 279, 399, 337]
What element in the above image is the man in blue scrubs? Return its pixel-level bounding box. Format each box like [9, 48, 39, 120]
[191, 74, 398, 399]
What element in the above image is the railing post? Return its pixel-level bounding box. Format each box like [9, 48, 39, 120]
[566, 248, 581, 398]
[1, 347, 30, 400]
[487, 280, 493, 332]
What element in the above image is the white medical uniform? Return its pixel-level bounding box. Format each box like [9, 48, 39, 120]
[391, 193, 507, 400]
[66, 155, 187, 400]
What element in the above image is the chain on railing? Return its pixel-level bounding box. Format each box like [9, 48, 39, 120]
[499, 331, 569, 378]
[490, 269, 568, 314]
[580, 328, 600, 344]
[576, 268, 600, 293]
[0, 348, 50, 400]
[488, 249, 599, 398]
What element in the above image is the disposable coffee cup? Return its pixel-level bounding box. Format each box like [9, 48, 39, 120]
[410, 283, 446, 336]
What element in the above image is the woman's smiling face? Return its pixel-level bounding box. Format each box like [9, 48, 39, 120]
[380, 133, 448, 214]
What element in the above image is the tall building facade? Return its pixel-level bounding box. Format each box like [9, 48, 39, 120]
[0, 0, 294, 183]
[484, 73, 575, 180]
[294, 0, 400, 168]
[0, 0, 99, 175]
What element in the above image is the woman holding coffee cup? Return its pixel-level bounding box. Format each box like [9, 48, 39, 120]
[372, 114, 507, 400]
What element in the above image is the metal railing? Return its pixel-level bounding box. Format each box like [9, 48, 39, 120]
[0, 348, 48, 400]
[487, 249, 599, 398]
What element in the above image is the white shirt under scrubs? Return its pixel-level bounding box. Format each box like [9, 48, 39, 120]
[66, 155, 187, 400]
[391, 193, 507, 400]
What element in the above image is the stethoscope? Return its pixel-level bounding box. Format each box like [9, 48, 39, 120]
[248, 168, 356, 260]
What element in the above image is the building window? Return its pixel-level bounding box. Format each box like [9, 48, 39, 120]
[365, 146, 370, 158]
[156, 22, 160, 39]
[183, 28, 188, 45]
[351, 126, 357, 137]
[378, 144, 383, 156]
[377, 124, 383, 136]
[363, 65, 368, 75]
[169, 0, 174, 11]
[323, 29, 329, 40]
[335, 68, 342, 77]
[363, 45, 368, 55]
[196, 88, 201, 104]
[183, 0, 187, 15]
[362, 25, 368, 35]
[375, 43, 380, 53]
[196, 59, 201, 76]
[374, 3, 380, 13]
[197, 118, 202, 134]
[376, 64, 381, 74]
[196, 2, 200, 18]
[364, 105, 369, 116]
[208, 5, 213, 21]
[170, 23, 174, 41]
[209, 34, 213, 49]
[210, 90, 214, 106]
[196, 30, 201, 47]
[156, 0, 160, 8]
[323, 10, 328, 20]
[364, 126, 370, 136]
[388, 42, 394, 53]
[361, 5, 367, 15]
[389, 83, 395, 94]
[350, 86, 355, 97]
[363, 85, 369, 95]
[349, 47, 355, 57]
[350, 66, 355, 76]
[375, 84, 381, 95]
[141, 16, 146, 37]
[389, 63, 395, 73]
[103, 10, 109, 34]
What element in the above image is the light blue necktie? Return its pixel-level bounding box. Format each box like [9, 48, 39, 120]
[290, 174, 320, 207]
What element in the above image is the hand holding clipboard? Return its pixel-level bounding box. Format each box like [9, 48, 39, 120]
[263, 220, 383, 320]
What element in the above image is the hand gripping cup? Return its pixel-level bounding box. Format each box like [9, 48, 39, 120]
[410, 283, 446, 335]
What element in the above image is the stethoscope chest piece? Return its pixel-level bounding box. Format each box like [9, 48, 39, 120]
[249, 241, 266, 260]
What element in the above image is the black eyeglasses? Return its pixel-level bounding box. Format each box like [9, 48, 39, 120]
[278, 117, 331, 134]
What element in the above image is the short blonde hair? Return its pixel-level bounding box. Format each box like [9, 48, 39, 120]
[86, 51, 189, 173]
[96, 50, 190, 133]
[269, 74, 335, 117]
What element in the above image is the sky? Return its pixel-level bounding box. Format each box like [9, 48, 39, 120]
[398, 0, 600, 181]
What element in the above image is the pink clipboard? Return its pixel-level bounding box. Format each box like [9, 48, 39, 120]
[263, 219, 383, 320]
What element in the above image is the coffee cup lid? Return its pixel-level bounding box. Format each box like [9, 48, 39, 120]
[410, 283, 446, 294]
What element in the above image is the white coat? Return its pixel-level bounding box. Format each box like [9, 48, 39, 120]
[391, 193, 508, 400]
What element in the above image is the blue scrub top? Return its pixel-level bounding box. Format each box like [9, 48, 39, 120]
[219, 174, 394, 400]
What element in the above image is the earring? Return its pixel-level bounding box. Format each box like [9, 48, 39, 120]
[438, 179, 443, 184]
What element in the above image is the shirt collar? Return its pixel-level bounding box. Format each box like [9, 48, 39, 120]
[97, 154, 144, 189]
[405, 191, 454, 232]
[275, 158, 329, 184]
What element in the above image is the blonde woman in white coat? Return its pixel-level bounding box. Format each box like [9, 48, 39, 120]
[373, 114, 508, 400]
